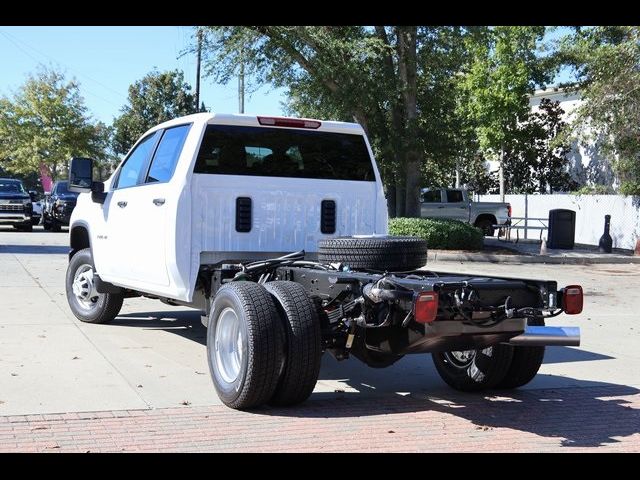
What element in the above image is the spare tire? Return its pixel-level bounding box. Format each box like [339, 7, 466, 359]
[318, 236, 428, 271]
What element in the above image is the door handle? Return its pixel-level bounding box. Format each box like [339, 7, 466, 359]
[117, 201, 127, 208]
[153, 198, 165, 206]
[437, 206, 445, 209]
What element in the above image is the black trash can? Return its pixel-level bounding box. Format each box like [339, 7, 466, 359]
[547, 209, 576, 249]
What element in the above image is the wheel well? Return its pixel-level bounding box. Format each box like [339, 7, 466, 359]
[69, 226, 90, 260]
[474, 214, 496, 227]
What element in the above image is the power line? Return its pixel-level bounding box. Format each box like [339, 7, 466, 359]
[0, 29, 128, 103]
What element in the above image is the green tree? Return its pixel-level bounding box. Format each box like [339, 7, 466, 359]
[456, 26, 550, 199]
[502, 99, 573, 193]
[112, 69, 198, 155]
[0, 67, 104, 182]
[199, 26, 473, 217]
[558, 26, 640, 194]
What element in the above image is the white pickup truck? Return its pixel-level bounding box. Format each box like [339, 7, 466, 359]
[66, 112, 582, 410]
[420, 188, 511, 236]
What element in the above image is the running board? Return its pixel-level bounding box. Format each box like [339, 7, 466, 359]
[506, 326, 580, 347]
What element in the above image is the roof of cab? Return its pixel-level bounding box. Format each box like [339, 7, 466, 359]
[148, 112, 365, 136]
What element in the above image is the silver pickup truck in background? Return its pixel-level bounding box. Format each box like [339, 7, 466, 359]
[420, 188, 511, 236]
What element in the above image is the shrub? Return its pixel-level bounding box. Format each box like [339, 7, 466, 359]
[619, 181, 640, 196]
[572, 185, 614, 195]
[389, 217, 484, 251]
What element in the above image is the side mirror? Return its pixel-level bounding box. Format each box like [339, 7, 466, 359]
[28, 190, 39, 202]
[69, 157, 95, 193]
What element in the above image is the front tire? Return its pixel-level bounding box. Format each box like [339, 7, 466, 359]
[265, 281, 322, 406]
[65, 248, 123, 324]
[432, 344, 513, 392]
[50, 219, 61, 232]
[207, 282, 284, 410]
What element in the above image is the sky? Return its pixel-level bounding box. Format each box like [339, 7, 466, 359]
[0, 26, 574, 126]
[0, 26, 288, 124]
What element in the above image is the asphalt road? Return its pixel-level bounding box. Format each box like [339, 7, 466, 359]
[1, 226, 638, 451]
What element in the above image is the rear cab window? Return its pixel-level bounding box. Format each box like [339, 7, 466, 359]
[193, 124, 375, 181]
[421, 190, 442, 203]
[446, 190, 464, 203]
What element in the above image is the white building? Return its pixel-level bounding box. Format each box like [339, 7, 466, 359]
[485, 87, 615, 191]
[530, 87, 615, 189]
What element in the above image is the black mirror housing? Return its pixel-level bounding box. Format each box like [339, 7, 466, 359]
[91, 181, 107, 204]
[28, 190, 38, 202]
[69, 157, 95, 193]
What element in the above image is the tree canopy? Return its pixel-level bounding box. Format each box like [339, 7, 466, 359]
[198, 26, 558, 214]
[112, 69, 198, 156]
[199, 26, 498, 216]
[0, 67, 105, 182]
[558, 26, 640, 194]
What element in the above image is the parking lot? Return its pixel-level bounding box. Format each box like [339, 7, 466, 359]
[1, 226, 639, 452]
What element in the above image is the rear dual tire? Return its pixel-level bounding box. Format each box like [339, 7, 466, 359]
[207, 281, 322, 410]
[433, 317, 546, 392]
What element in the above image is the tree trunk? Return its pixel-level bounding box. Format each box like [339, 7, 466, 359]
[396, 26, 420, 217]
[404, 158, 421, 217]
[395, 178, 406, 218]
[386, 183, 397, 218]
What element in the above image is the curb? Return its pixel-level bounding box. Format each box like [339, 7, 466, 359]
[427, 251, 640, 265]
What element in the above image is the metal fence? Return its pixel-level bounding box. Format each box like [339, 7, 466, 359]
[477, 194, 640, 250]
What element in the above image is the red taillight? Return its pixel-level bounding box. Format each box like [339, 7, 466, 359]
[414, 291, 439, 323]
[562, 285, 583, 314]
[507, 204, 512, 218]
[257, 116, 321, 129]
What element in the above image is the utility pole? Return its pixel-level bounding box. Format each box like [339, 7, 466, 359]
[238, 52, 245, 114]
[499, 146, 505, 203]
[195, 27, 202, 112]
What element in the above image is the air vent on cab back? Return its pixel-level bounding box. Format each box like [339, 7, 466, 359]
[321, 200, 336, 234]
[236, 197, 252, 232]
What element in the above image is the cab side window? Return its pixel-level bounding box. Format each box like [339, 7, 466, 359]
[145, 124, 191, 184]
[114, 132, 160, 189]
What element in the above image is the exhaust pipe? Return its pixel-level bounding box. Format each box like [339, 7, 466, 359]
[507, 326, 580, 347]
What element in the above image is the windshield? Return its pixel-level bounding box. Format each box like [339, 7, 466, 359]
[0, 180, 26, 194]
[194, 125, 375, 181]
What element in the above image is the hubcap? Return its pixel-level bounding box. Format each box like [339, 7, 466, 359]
[214, 307, 246, 384]
[72, 264, 99, 310]
[444, 349, 476, 369]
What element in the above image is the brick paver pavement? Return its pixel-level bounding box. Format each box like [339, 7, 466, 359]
[1, 386, 638, 452]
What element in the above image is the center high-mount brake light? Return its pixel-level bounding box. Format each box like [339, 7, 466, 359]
[414, 291, 439, 323]
[257, 116, 321, 129]
[562, 285, 583, 315]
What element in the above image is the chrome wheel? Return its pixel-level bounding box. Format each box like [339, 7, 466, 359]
[214, 307, 246, 384]
[444, 349, 476, 369]
[71, 264, 99, 310]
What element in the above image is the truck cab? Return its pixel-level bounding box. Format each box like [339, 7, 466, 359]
[69, 113, 388, 303]
[420, 187, 511, 236]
